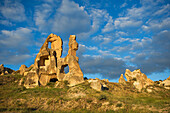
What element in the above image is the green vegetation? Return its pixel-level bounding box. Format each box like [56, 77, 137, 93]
[0, 74, 170, 113]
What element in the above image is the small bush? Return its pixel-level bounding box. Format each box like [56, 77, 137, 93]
[64, 80, 69, 85]
[98, 94, 107, 100]
[116, 103, 122, 107]
[86, 99, 92, 103]
[47, 82, 55, 87]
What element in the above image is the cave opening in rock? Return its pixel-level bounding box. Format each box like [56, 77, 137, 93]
[50, 78, 58, 82]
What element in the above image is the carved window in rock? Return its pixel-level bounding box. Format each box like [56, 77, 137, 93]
[39, 56, 49, 66]
[48, 42, 51, 49]
[60, 64, 69, 74]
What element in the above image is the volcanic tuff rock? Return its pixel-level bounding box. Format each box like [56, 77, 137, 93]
[160, 76, 170, 89]
[23, 34, 84, 88]
[124, 69, 154, 92]
[118, 74, 126, 84]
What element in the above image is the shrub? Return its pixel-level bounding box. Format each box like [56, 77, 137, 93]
[86, 99, 92, 103]
[116, 103, 122, 107]
[98, 94, 107, 100]
[64, 80, 69, 85]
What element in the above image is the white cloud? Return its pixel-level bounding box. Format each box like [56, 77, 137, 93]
[120, 2, 128, 8]
[102, 16, 114, 33]
[0, 27, 33, 64]
[114, 17, 142, 29]
[114, 37, 130, 43]
[153, 4, 170, 16]
[0, 0, 26, 22]
[142, 17, 170, 32]
[92, 35, 112, 45]
[77, 8, 114, 39]
[34, 0, 91, 35]
[0, 20, 15, 26]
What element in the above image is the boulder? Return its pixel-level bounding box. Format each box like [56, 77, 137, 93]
[88, 79, 103, 91]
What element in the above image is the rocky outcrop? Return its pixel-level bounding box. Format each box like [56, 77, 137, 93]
[118, 74, 126, 84]
[24, 34, 84, 88]
[160, 76, 170, 89]
[0, 64, 14, 75]
[19, 65, 27, 75]
[124, 69, 154, 92]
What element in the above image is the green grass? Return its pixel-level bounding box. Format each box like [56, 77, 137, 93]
[0, 74, 170, 112]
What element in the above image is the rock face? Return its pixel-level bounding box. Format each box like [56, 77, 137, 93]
[19, 65, 27, 75]
[118, 74, 126, 84]
[24, 34, 84, 88]
[124, 69, 154, 92]
[160, 76, 170, 89]
[0, 64, 14, 75]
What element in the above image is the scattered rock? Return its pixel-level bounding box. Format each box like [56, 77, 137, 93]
[88, 79, 103, 91]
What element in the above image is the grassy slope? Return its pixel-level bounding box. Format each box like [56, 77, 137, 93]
[0, 74, 170, 113]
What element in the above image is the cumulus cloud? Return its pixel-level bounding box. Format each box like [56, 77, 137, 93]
[34, 0, 91, 35]
[0, 27, 33, 64]
[77, 8, 114, 39]
[0, 0, 26, 22]
[131, 30, 170, 74]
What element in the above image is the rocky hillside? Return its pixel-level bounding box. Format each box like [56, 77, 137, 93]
[0, 74, 170, 113]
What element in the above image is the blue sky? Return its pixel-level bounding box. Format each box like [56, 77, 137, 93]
[0, 0, 170, 82]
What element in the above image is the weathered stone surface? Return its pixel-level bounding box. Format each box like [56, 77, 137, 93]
[160, 76, 170, 89]
[23, 34, 84, 88]
[19, 65, 27, 75]
[88, 79, 103, 91]
[88, 79, 109, 91]
[119, 74, 126, 84]
[24, 72, 39, 88]
[125, 69, 154, 92]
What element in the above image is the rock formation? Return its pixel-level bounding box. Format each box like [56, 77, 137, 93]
[19, 65, 27, 75]
[0, 64, 14, 75]
[24, 34, 84, 88]
[124, 69, 154, 92]
[160, 76, 170, 89]
[118, 74, 126, 84]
